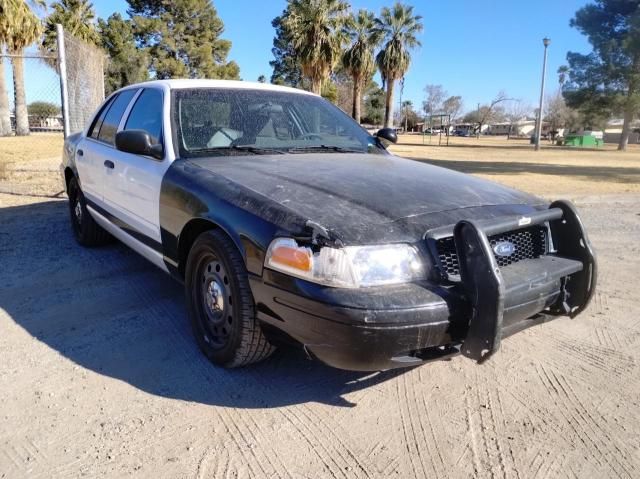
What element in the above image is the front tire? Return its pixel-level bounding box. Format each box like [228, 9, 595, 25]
[67, 176, 111, 247]
[185, 230, 275, 368]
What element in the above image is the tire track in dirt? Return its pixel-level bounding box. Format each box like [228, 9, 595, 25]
[147, 289, 351, 479]
[484, 383, 520, 479]
[463, 392, 483, 478]
[299, 404, 378, 477]
[126, 281, 287, 479]
[530, 330, 636, 388]
[557, 369, 639, 479]
[395, 372, 432, 478]
[278, 406, 353, 478]
[419, 390, 449, 478]
[482, 371, 598, 478]
[537, 364, 635, 478]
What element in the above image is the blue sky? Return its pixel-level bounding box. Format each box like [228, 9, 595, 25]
[4, 0, 593, 113]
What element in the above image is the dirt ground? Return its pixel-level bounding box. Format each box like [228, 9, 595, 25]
[1, 136, 639, 478]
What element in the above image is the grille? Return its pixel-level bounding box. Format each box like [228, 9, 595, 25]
[435, 225, 548, 278]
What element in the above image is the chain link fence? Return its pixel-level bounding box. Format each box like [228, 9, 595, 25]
[62, 30, 105, 135]
[0, 26, 105, 198]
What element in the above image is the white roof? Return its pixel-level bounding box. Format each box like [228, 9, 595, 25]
[120, 79, 317, 96]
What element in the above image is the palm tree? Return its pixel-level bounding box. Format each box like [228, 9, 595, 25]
[41, 0, 100, 56]
[0, 1, 17, 135]
[0, 0, 44, 136]
[374, 2, 423, 128]
[342, 9, 381, 123]
[283, 0, 349, 95]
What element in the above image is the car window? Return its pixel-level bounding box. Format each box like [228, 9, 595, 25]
[88, 96, 115, 139]
[96, 89, 137, 145]
[124, 88, 163, 145]
[173, 88, 379, 156]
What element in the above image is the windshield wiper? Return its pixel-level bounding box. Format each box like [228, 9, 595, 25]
[192, 145, 285, 155]
[286, 145, 365, 154]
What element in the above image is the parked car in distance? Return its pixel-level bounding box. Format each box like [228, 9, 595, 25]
[60, 80, 597, 371]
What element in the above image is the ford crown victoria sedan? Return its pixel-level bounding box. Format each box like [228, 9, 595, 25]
[60, 80, 596, 371]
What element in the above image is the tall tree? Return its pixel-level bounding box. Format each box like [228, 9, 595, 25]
[442, 95, 463, 122]
[361, 80, 385, 125]
[128, 0, 239, 80]
[270, 8, 302, 87]
[423, 84, 445, 117]
[41, 0, 100, 57]
[557, 65, 569, 87]
[282, 0, 349, 95]
[98, 13, 149, 94]
[342, 9, 381, 123]
[0, 0, 43, 136]
[564, 0, 640, 150]
[374, 2, 423, 128]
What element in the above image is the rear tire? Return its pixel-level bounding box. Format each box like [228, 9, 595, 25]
[67, 176, 111, 247]
[185, 230, 275, 368]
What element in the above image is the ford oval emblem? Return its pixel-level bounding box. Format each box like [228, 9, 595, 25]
[493, 241, 516, 257]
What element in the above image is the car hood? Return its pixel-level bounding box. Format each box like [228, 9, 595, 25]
[188, 153, 545, 243]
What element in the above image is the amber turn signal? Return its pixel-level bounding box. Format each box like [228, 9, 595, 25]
[269, 244, 312, 272]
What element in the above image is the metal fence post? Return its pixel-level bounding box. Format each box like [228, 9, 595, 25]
[56, 24, 70, 138]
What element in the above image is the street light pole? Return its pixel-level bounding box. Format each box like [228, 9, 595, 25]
[535, 37, 551, 151]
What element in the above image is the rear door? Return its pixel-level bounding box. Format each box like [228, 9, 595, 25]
[75, 95, 113, 204]
[107, 87, 169, 245]
[77, 89, 138, 208]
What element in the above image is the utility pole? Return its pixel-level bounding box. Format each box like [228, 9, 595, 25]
[535, 37, 551, 151]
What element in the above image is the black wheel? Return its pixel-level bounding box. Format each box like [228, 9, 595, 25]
[185, 230, 275, 368]
[67, 176, 111, 246]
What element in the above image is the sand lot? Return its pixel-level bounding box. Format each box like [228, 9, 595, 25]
[1, 135, 639, 478]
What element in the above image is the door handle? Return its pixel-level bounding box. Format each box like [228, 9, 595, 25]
[104, 160, 115, 169]
[77, 149, 83, 156]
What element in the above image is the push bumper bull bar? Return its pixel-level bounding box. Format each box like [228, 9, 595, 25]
[453, 200, 597, 363]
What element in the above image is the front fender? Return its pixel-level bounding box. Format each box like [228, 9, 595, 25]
[159, 159, 309, 276]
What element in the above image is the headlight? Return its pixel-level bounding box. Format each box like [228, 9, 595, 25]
[264, 238, 424, 288]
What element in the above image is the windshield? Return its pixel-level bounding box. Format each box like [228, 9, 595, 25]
[172, 88, 380, 157]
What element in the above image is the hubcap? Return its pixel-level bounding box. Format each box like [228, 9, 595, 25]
[205, 279, 225, 314]
[200, 258, 232, 348]
[74, 199, 82, 224]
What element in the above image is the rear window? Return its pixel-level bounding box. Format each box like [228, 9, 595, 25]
[96, 89, 137, 145]
[88, 96, 115, 139]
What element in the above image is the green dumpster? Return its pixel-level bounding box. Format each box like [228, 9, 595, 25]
[564, 135, 603, 147]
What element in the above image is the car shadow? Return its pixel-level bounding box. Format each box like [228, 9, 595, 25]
[0, 200, 407, 408]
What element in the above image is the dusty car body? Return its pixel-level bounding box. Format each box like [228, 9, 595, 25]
[61, 80, 597, 371]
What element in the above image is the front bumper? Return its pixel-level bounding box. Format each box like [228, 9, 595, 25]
[251, 200, 596, 371]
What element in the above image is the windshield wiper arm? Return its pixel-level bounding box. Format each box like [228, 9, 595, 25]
[229, 145, 285, 154]
[287, 145, 365, 154]
[192, 145, 285, 155]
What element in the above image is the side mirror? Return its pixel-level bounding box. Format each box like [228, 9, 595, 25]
[375, 127, 398, 146]
[115, 130, 163, 160]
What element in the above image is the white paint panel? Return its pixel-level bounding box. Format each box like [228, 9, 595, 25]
[87, 205, 169, 273]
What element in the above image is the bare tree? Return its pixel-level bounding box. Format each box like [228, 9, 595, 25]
[422, 84, 446, 117]
[473, 91, 512, 138]
[441, 95, 463, 122]
[545, 90, 579, 141]
[505, 100, 531, 139]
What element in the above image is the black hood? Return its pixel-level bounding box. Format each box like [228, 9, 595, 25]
[189, 153, 545, 244]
